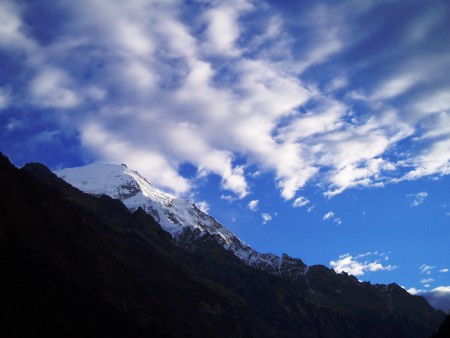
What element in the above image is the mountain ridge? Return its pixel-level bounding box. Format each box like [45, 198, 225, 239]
[52, 160, 445, 335]
[55, 162, 309, 279]
[0, 153, 444, 337]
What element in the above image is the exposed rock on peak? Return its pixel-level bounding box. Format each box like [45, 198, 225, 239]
[55, 162, 308, 278]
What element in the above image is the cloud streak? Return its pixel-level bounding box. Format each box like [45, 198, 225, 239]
[323, 211, 342, 225]
[419, 264, 435, 275]
[1, 0, 450, 200]
[293, 196, 309, 208]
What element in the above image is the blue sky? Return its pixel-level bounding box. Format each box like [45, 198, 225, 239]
[1, 0, 449, 308]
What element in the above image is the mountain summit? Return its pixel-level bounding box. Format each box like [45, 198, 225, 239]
[0, 153, 445, 337]
[56, 163, 308, 278]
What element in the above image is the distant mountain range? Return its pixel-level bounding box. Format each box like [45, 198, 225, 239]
[0, 153, 445, 337]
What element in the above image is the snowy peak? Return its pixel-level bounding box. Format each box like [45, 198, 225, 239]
[57, 162, 183, 233]
[56, 162, 171, 204]
[56, 162, 233, 236]
[55, 162, 308, 278]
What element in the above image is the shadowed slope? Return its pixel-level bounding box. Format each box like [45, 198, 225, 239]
[0, 153, 445, 337]
[1, 155, 271, 337]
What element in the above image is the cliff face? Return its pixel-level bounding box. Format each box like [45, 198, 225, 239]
[0, 153, 445, 337]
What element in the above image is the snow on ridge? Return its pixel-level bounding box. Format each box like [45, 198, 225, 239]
[55, 162, 234, 239]
[56, 163, 133, 198]
[124, 166, 173, 205]
[55, 162, 308, 276]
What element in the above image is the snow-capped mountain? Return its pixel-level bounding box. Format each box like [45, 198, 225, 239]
[2, 153, 443, 338]
[55, 162, 307, 278]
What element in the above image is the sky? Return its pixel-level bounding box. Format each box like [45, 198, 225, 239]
[0, 0, 449, 310]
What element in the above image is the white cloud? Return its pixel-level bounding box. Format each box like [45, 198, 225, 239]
[421, 278, 435, 284]
[115, 20, 154, 56]
[3, 0, 450, 203]
[81, 121, 191, 196]
[261, 213, 272, 224]
[330, 252, 397, 276]
[407, 287, 421, 295]
[293, 3, 348, 72]
[248, 200, 259, 211]
[403, 138, 450, 181]
[413, 88, 450, 115]
[324, 75, 348, 92]
[277, 99, 345, 142]
[29, 68, 81, 108]
[63, 0, 313, 199]
[195, 201, 210, 214]
[292, 196, 309, 208]
[0, 1, 37, 51]
[407, 192, 428, 207]
[406, 6, 446, 43]
[421, 112, 450, 140]
[428, 285, 450, 297]
[419, 264, 435, 275]
[408, 286, 450, 312]
[323, 211, 342, 224]
[0, 87, 10, 110]
[221, 194, 238, 203]
[203, 5, 246, 56]
[371, 73, 419, 100]
[440, 268, 449, 273]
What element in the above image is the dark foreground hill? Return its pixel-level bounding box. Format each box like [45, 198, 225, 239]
[0, 153, 445, 337]
[431, 314, 450, 338]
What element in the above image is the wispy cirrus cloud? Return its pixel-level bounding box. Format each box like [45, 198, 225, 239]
[1, 0, 450, 201]
[292, 196, 309, 208]
[419, 264, 435, 275]
[323, 211, 342, 225]
[421, 278, 434, 284]
[407, 192, 428, 207]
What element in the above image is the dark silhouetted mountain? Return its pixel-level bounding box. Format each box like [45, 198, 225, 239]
[431, 314, 450, 338]
[0, 152, 445, 337]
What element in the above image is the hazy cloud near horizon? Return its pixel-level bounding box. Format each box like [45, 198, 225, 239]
[1, 0, 450, 200]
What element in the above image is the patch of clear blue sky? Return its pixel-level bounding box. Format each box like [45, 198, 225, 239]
[0, 105, 91, 169]
[196, 167, 450, 289]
